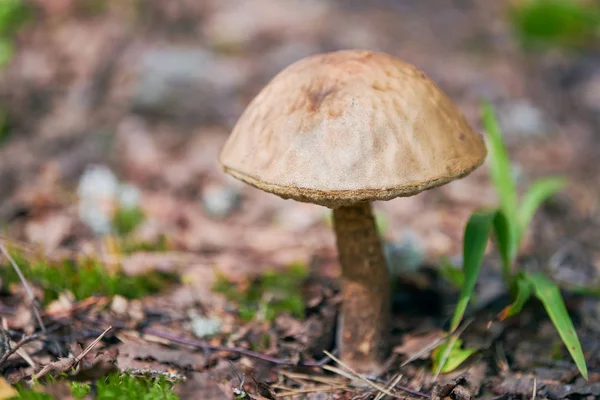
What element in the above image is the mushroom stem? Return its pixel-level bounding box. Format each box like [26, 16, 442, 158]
[333, 202, 390, 373]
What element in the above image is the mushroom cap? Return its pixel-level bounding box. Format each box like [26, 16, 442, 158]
[219, 50, 487, 208]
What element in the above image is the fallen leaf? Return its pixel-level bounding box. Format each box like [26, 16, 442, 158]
[431, 373, 474, 400]
[33, 326, 114, 381]
[117, 341, 207, 372]
[34, 358, 77, 381]
[393, 330, 445, 360]
[25, 213, 73, 253]
[252, 376, 276, 400]
[71, 350, 118, 381]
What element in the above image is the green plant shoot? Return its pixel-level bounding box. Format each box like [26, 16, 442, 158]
[510, 0, 600, 49]
[435, 102, 586, 379]
[449, 210, 496, 332]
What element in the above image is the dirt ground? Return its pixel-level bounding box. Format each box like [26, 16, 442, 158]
[2, 1, 600, 399]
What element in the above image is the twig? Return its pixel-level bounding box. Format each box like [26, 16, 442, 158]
[78, 315, 332, 368]
[374, 373, 403, 400]
[0, 333, 41, 368]
[0, 328, 10, 353]
[33, 326, 112, 381]
[16, 346, 37, 369]
[276, 385, 347, 397]
[278, 370, 345, 386]
[323, 350, 429, 399]
[0, 243, 46, 332]
[400, 335, 446, 368]
[432, 319, 473, 381]
[323, 364, 400, 398]
[143, 328, 332, 368]
[75, 326, 112, 364]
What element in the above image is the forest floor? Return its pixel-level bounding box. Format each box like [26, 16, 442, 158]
[2, 1, 600, 399]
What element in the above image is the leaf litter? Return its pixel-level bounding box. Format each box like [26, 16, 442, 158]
[2, 0, 600, 399]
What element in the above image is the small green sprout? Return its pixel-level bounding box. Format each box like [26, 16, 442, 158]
[212, 263, 308, 322]
[0, 0, 29, 68]
[113, 205, 145, 236]
[435, 101, 587, 379]
[510, 0, 600, 50]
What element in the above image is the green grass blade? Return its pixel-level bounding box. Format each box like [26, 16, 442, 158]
[450, 209, 496, 332]
[493, 210, 517, 283]
[510, 0, 600, 49]
[438, 255, 464, 289]
[497, 273, 532, 320]
[481, 101, 518, 217]
[518, 177, 565, 238]
[432, 337, 477, 374]
[0, 0, 29, 37]
[527, 272, 588, 380]
[0, 38, 13, 69]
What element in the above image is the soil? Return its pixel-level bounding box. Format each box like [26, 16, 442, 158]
[1, 1, 600, 399]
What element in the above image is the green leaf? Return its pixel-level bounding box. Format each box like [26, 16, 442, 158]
[510, 0, 600, 49]
[498, 273, 533, 320]
[112, 205, 145, 235]
[0, 0, 29, 37]
[481, 101, 518, 217]
[493, 210, 517, 283]
[375, 212, 388, 236]
[432, 337, 477, 374]
[449, 209, 496, 332]
[518, 177, 565, 239]
[527, 272, 588, 380]
[439, 256, 465, 289]
[0, 38, 13, 69]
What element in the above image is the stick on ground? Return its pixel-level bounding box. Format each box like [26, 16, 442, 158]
[0, 243, 46, 332]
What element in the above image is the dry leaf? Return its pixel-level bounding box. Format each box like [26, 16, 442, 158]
[393, 330, 445, 360]
[117, 341, 207, 372]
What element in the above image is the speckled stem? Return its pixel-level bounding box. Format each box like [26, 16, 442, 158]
[333, 202, 390, 373]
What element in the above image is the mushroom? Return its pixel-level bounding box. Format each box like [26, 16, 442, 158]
[219, 50, 487, 373]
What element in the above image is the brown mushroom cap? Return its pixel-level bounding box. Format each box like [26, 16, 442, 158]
[219, 50, 487, 208]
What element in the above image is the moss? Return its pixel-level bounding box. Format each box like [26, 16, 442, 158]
[375, 212, 389, 236]
[113, 206, 145, 236]
[13, 373, 179, 399]
[0, 109, 9, 146]
[213, 263, 308, 322]
[511, 0, 600, 49]
[0, 0, 28, 36]
[69, 382, 90, 398]
[0, 0, 29, 69]
[0, 250, 178, 305]
[95, 373, 179, 400]
[119, 234, 170, 255]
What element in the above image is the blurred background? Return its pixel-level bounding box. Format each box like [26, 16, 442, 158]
[1, 0, 600, 310]
[2, 0, 600, 397]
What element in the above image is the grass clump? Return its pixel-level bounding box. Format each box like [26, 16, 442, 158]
[0, 109, 9, 146]
[94, 373, 179, 400]
[213, 263, 308, 322]
[112, 205, 145, 236]
[510, 0, 600, 50]
[0, 250, 178, 305]
[434, 102, 587, 379]
[0, 0, 28, 68]
[111, 234, 170, 255]
[69, 382, 90, 398]
[12, 373, 179, 399]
